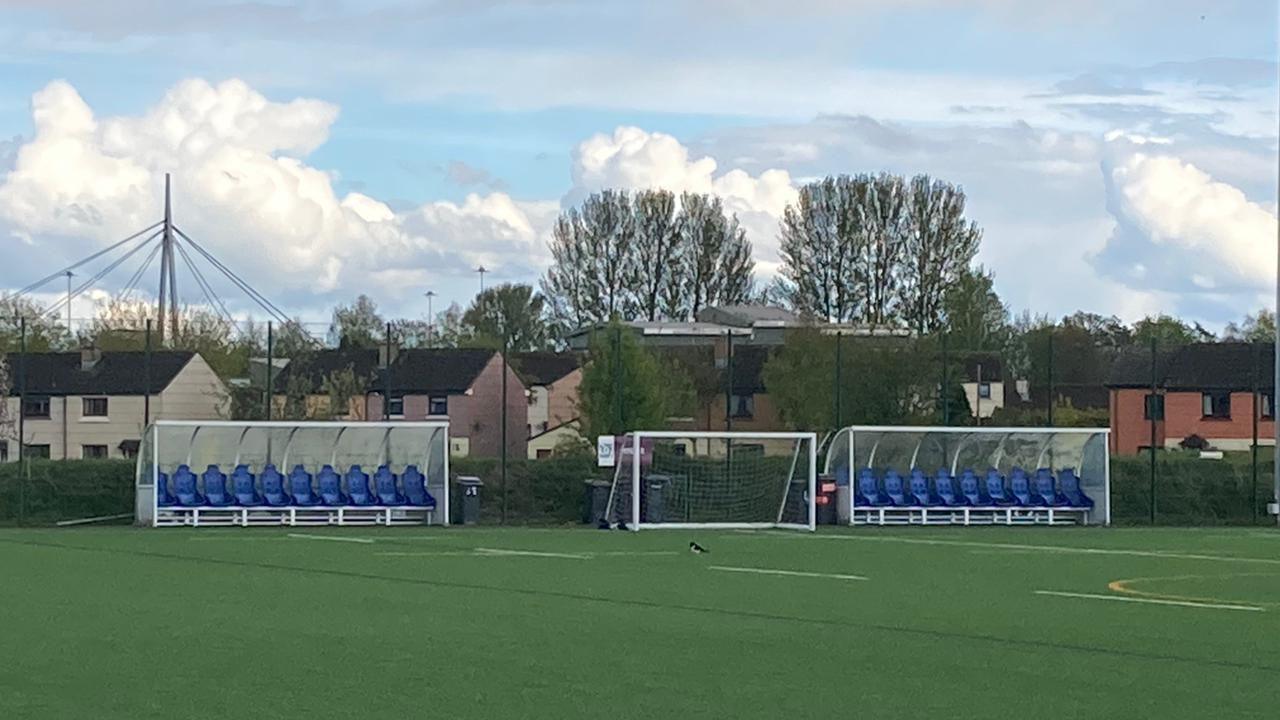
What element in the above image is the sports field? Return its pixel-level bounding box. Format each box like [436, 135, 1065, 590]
[2, 526, 1278, 719]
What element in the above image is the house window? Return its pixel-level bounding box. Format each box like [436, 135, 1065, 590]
[1261, 393, 1274, 420]
[82, 397, 108, 418]
[536, 449, 552, 459]
[1202, 391, 1231, 419]
[22, 396, 50, 419]
[119, 440, 141, 459]
[977, 383, 992, 400]
[82, 445, 109, 459]
[23, 444, 50, 459]
[428, 396, 448, 416]
[387, 395, 404, 417]
[730, 394, 755, 419]
[1144, 394, 1165, 421]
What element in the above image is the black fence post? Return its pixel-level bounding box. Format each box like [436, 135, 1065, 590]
[1046, 328, 1055, 426]
[834, 331, 843, 431]
[611, 325, 622, 433]
[144, 319, 152, 427]
[1252, 342, 1260, 524]
[265, 321, 274, 422]
[1149, 336, 1158, 525]
[501, 325, 509, 525]
[725, 329, 734, 432]
[383, 322, 393, 421]
[17, 317, 27, 527]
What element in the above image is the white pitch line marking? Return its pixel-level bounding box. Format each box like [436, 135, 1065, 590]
[1034, 590, 1263, 612]
[287, 533, 375, 544]
[709, 565, 866, 581]
[473, 547, 591, 559]
[375, 551, 479, 557]
[777, 534, 1280, 566]
[596, 551, 681, 556]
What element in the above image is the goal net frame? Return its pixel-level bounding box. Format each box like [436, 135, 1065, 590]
[606, 430, 818, 532]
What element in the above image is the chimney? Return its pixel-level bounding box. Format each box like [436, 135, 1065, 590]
[80, 344, 102, 371]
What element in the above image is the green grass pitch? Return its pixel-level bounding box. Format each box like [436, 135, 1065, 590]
[2, 526, 1278, 719]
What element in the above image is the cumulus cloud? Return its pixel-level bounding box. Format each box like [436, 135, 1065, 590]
[569, 126, 797, 270]
[0, 79, 553, 314]
[1097, 140, 1278, 296]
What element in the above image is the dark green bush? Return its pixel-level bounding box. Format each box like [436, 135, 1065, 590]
[1110, 452, 1274, 525]
[0, 459, 136, 525]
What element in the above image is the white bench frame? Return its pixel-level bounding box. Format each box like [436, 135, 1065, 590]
[155, 505, 437, 527]
[850, 505, 1089, 526]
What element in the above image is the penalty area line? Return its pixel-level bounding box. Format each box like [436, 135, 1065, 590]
[709, 566, 867, 581]
[1034, 590, 1263, 612]
[473, 547, 592, 560]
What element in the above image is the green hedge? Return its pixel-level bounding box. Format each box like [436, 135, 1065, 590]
[3, 451, 1274, 527]
[0, 459, 136, 526]
[1110, 451, 1274, 525]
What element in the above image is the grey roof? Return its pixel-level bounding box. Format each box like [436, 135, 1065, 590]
[696, 305, 799, 327]
[510, 352, 580, 386]
[1107, 342, 1274, 391]
[386, 349, 499, 394]
[4, 351, 195, 396]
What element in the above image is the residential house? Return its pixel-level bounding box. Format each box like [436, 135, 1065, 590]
[510, 352, 582, 438]
[265, 347, 380, 419]
[2, 348, 228, 461]
[527, 418, 584, 459]
[960, 353, 1005, 421]
[366, 348, 528, 459]
[1107, 343, 1274, 454]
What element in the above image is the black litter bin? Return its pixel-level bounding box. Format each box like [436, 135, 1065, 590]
[816, 474, 838, 525]
[455, 476, 484, 525]
[583, 479, 612, 525]
[643, 473, 672, 524]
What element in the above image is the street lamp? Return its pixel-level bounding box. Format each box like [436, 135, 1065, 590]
[424, 290, 436, 348]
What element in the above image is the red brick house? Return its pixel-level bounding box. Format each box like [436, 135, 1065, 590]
[1107, 343, 1274, 455]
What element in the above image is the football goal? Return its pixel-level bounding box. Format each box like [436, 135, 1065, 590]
[603, 431, 817, 531]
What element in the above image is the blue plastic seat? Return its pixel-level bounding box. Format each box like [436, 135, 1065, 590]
[401, 465, 436, 508]
[1034, 468, 1071, 507]
[317, 465, 349, 506]
[289, 465, 322, 507]
[985, 470, 1014, 506]
[935, 469, 966, 507]
[960, 470, 988, 506]
[375, 465, 407, 506]
[173, 465, 204, 506]
[202, 465, 235, 507]
[855, 469, 890, 507]
[909, 469, 939, 506]
[231, 465, 264, 506]
[260, 465, 290, 506]
[156, 471, 177, 507]
[1058, 468, 1094, 509]
[1010, 468, 1042, 507]
[345, 465, 377, 506]
[883, 470, 909, 506]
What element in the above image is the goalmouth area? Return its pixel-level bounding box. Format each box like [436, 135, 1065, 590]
[1, 525, 1277, 719]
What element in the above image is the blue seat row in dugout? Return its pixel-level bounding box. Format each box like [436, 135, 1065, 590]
[156, 464, 436, 509]
[853, 467, 1093, 509]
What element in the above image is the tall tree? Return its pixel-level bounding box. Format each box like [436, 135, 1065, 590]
[859, 174, 909, 325]
[461, 283, 552, 352]
[1061, 311, 1131, 352]
[778, 176, 860, 321]
[631, 189, 683, 321]
[0, 296, 68, 353]
[899, 175, 981, 333]
[1131, 315, 1212, 346]
[678, 192, 754, 318]
[542, 190, 636, 328]
[329, 295, 384, 349]
[1223, 309, 1276, 343]
[942, 265, 1008, 351]
[432, 303, 468, 348]
[576, 322, 674, 439]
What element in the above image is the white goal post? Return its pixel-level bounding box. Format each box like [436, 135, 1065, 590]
[604, 431, 818, 531]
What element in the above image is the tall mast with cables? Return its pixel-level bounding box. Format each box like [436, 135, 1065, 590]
[156, 174, 180, 344]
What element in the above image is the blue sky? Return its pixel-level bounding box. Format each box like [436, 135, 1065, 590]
[0, 0, 1276, 329]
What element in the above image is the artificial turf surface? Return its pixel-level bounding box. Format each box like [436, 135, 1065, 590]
[1, 526, 1278, 719]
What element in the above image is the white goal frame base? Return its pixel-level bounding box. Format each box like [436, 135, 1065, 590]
[608, 431, 818, 532]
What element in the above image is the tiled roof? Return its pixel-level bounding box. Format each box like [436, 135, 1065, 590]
[4, 351, 194, 396]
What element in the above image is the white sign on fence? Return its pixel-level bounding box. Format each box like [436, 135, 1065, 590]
[597, 435, 616, 467]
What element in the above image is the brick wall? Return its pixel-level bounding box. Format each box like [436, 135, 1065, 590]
[1111, 388, 1275, 454]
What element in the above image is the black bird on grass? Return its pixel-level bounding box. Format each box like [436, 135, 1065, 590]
[689, 541, 708, 554]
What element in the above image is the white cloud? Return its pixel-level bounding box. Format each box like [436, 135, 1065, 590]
[1099, 144, 1278, 295]
[0, 79, 553, 315]
[569, 126, 797, 269]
